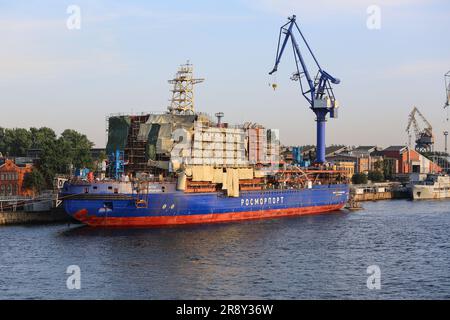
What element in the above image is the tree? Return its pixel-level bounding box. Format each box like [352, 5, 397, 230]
[0, 128, 32, 156]
[352, 173, 368, 184]
[30, 127, 57, 149]
[32, 129, 93, 186]
[0, 126, 94, 187]
[60, 129, 94, 170]
[368, 170, 385, 182]
[23, 169, 46, 194]
[38, 139, 64, 186]
[0, 127, 5, 155]
[93, 150, 108, 173]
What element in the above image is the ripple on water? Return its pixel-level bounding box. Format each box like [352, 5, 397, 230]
[0, 199, 450, 299]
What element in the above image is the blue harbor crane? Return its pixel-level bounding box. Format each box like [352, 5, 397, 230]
[109, 149, 125, 180]
[269, 15, 340, 164]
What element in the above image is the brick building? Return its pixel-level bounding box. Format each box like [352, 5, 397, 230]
[0, 159, 33, 196]
[334, 161, 355, 180]
[380, 146, 441, 174]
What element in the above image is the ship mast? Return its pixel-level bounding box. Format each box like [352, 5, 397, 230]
[167, 61, 204, 115]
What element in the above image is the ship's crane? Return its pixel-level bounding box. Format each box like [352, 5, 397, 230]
[406, 106, 434, 153]
[269, 15, 340, 164]
[445, 71, 450, 109]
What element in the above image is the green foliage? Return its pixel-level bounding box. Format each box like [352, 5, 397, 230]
[0, 127, 5, 155]
[368, 170, 385, 182]
[352, 173, 368, 184]
[373, 159, 394, 181]
[30, 127, 57, 149]
[0, 127, 32, 156]
[0, 126, 95, 187]
[60, 129, 94, 170]
[39, 139, 68, 185]
[98, 150, 108, 162]
[382, 160, 394, 180]
[92, 150, 108, 172]
[23, 169, 46, 193]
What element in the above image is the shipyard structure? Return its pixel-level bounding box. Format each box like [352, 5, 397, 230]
[62, 62, 349, 227]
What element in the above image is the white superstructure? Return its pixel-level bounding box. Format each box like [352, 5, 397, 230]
[411, 174, 450, 200]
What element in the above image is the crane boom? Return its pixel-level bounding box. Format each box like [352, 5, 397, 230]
[445, 71, 450, 108]
[269, 15, 340, 164]
[406, 106, 434, 152]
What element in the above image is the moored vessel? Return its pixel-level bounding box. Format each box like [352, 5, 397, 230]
[62, 180, 349, 227]
[62, 62, 349, 227]
[411, 174, 450, 200]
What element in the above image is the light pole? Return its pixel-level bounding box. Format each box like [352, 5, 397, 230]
[444, 131, 448, 154]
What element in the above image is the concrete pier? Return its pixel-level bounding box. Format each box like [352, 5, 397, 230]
[0, 207, 74, 226]
[351, 183, 410, 201]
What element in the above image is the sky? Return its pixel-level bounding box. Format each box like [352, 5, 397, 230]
[1, 0, 450, 150]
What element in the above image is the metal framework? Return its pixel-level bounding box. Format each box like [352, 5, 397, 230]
[125, 114, 150, 173]
[108, 150, 125, 180]
[269, 15, 340, 164]
[445, 71, 450, 108]
[168, 61, 204, 115]
[406, 106, 434, 153]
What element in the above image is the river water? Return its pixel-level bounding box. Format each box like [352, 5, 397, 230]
[0, 199, 449, 299]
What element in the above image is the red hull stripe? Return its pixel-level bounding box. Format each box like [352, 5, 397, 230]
[73, 204, 345, 227]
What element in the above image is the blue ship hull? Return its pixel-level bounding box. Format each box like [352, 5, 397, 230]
[63, 183, 349, 227]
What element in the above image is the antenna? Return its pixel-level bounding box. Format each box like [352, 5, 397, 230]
[215, 112, 224, 126]
[168, 61, 204, 115]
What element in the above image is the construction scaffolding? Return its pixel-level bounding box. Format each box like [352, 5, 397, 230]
[103, 63, 281, 179]
[168, 61, 204, 115]
[125, 114, 151, 173]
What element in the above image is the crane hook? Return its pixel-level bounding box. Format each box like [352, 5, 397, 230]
[268, 74, 277, 91]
